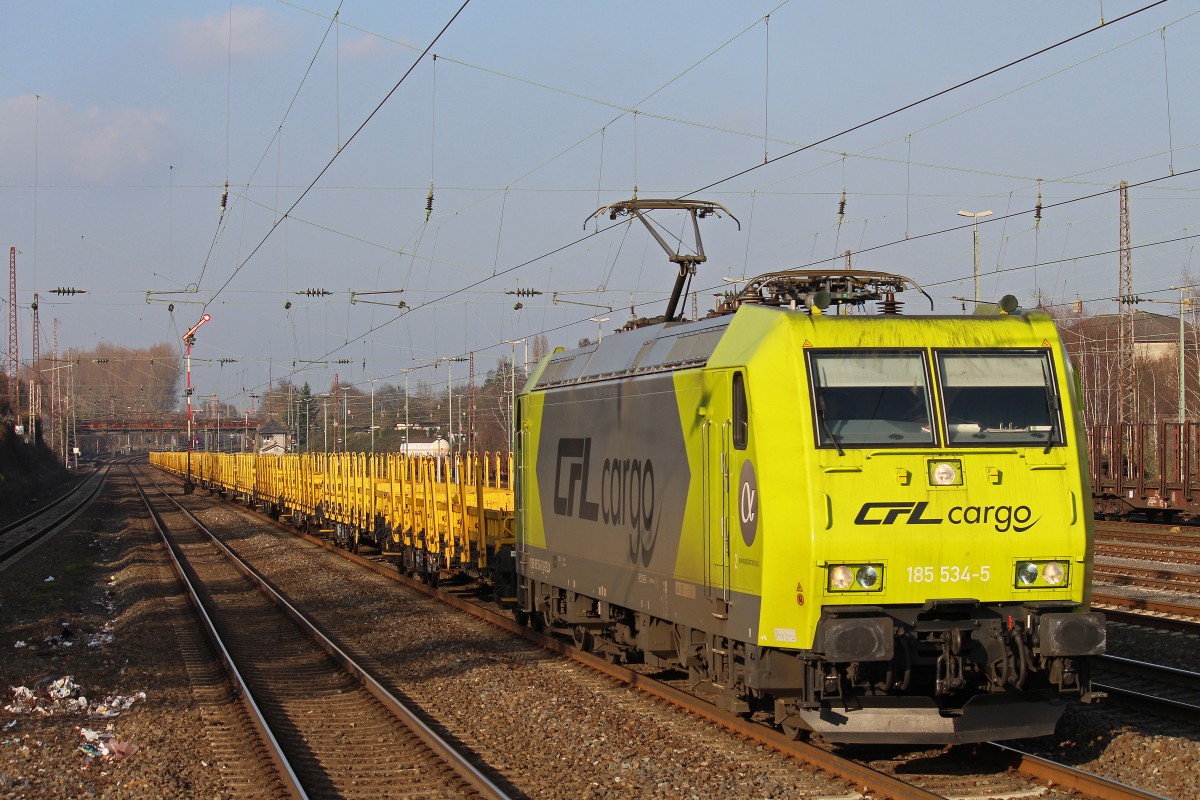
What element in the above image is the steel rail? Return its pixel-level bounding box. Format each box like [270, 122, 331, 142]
[1091, 596, 1200, 634]
[1093, 565, 1200, 593]
[987, 744, 1175, 800]
[1095, 542, 1200, 566]
[138, 467, 514, 800]
[1092, 654, 1200, 722]
[128, 467, 308, 800]
[0, 466, 109, 565]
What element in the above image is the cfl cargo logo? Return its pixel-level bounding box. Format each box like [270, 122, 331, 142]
[854, 501, 1039, 533]
[553, 437, 659, 565]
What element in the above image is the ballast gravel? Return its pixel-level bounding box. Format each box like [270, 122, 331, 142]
[3, 476, 1200, 799]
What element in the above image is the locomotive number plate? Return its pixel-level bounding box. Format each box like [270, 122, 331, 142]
[906, 565, 991, 583]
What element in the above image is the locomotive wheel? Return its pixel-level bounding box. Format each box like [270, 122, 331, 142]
[572, 626, 595, 652]
[780, 724, 807, 741]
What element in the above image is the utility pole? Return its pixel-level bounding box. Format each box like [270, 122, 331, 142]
[437, 357, 466, 459]
[1171, 286, 1193, 424]
[1117, 180, 1137, 428]
[182, 313, 212, 494]
[468, 352, 476, 454]
[8, 247, 20, 435]
[399, 368, 415, 455]
[504, 339, 526, 454]
[30, 293, 39, 443]
[50, 319, 59, 457]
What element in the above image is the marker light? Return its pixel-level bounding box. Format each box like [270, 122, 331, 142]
[1016, 561, 1039, 585]
[829, 565, 854, 590]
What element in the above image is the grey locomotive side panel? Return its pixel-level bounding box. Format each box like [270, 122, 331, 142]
[535, 373, 690, 617]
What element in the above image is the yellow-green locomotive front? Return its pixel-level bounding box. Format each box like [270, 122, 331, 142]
[725, 302, 1104, 742]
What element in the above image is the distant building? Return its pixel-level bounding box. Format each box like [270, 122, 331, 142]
[1085, 310, 1192, 361]
[257, 417, 289, 455]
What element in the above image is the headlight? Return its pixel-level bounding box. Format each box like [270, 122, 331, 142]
[928, 459, 963, 486]
[856, 565, 878, 588]
[829, 565, 854, 590]
[827, 563, 884, 592]
[1014, 559, 1069, 588]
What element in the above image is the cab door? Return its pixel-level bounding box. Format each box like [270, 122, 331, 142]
[703, 369, 749, 613]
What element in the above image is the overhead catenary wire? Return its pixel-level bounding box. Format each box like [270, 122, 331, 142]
[189, 1, 345, 295]
[202, 0, 473, 314]
[221, 1, 1181, 401]
[679, 0, 1170, 200]
[1160, 27, 1176, 175]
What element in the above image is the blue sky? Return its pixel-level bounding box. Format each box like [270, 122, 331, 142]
[3, 1, 1199, 407]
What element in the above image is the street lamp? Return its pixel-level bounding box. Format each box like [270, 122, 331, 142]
[957, 210, 992, 305]
[181, 313, 212, 494]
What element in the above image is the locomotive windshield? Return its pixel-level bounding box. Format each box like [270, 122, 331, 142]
[937, 350, 1063, 446]
[808, 350, 934, 447]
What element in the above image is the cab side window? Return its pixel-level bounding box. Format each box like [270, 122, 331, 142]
[733, 372, 748, 450]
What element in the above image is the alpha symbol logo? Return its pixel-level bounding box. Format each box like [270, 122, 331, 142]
[738, 460, 758, 546]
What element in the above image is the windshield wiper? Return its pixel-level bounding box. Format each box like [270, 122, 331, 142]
[816, 391, 845, 456]
[1041, 361, 1059, 454]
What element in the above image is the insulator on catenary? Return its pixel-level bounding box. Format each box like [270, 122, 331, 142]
[50, 287, 86, 295]
[298, 288, 332, 297]
[1034, 191, 1043, 225]
[220, 180, 229, 216]
[425, 183, 435, 221]
[837, 190, 846, 223]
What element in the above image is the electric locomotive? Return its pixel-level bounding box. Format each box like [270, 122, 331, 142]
[513, 200, 1104, 744]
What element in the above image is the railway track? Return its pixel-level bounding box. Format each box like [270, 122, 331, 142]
[130, 465, 513, 800]
[1093, 563, 1200, 593]
[156, 471, 1175, 800]
[1092, 594, 1200, 633]
[1094, 521, 1200, 568]
[1092, 654, 1200, 723]
[0, 465, 108, 569]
